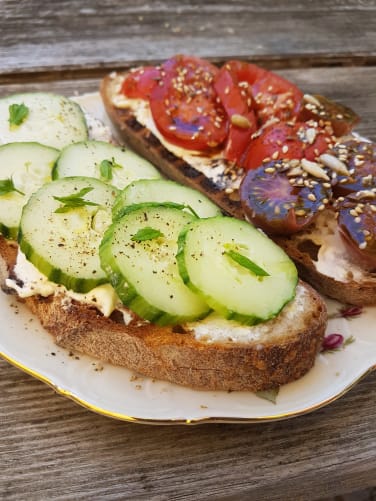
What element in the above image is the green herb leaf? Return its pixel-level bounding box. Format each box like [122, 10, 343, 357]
[53, 187, 99, 213]
[225, 249, 269, 277]
[131, 227, 164, 242]
[8, 103, 29, 127]
[0, 178, 24, 196]
[99, 157, 122, 181]
[255, 388, 279, 404]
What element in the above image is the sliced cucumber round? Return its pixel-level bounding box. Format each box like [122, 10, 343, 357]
[100, 204, 210, 325]
[52, 140, 161, 189]
[113, 178, 222, 220]
[177, 217, 298, 324]
[0, 142, 59, 239]
[19, 177, 119, 293]
[0, 92, 88, 149]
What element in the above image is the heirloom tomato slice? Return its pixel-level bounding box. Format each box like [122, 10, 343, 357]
[149, 55, 227, 151]
[121, 66, 161, 99]
[240, 161, 332, 236]
[244, 121, 334, 170]
[337, 193, 376, 270]
[214, 66, 257, 164]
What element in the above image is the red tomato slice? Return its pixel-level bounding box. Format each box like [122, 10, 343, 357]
[244, 121, 334, 170]
[252, 72, 303, 124]
[214, 67, 257, 164]
[222, 60, 303, 125]
[149, 55, 227, 151]
[121, 66, 161, 99]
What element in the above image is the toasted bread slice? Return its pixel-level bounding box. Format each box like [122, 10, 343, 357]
[100, 71, 376, 306]
[0, 236, 326, 392]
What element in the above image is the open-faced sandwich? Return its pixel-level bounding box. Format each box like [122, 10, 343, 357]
[0, 88, 327, 392]
[100, 54, 376, 306]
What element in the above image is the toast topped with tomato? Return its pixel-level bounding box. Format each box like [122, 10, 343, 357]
[0, 90, 327, 392]
[100, 54, 376, 305]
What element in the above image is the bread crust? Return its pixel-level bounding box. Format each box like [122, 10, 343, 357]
[0, 236, 326, 391]
[100, 71, 376, 306]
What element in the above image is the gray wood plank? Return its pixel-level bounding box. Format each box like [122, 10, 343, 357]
[1, 358, 375, 500]
[1, 0, 376, 74]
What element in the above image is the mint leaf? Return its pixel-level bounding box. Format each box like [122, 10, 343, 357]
[0, 178, 24, 196]
[99, 157, 122, 181]
[225, 249, 269, 277]
[255, 388, 279, 404]
[131, 227, 164, 242]
[53, 187, 99, 213]
[8, 103, 29, 127]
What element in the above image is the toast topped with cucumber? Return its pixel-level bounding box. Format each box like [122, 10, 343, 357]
[0, 90, 327, 392]
[100, 55, 376, 306]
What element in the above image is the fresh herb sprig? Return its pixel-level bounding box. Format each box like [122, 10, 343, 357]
[0, 178, 24, 196]
[53, 187, 100, 213]
[131, 227, 164, 242]
[8, 103, 29, 128]
[99, 157, 122, 181]
[225, 248, 269, 277]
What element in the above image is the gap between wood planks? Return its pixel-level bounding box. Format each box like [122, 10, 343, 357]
[1, 52, 376, 85]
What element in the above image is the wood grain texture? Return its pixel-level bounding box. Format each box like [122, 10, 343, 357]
[1, 0, 376, 74]
[1, 358, 375, 501]
[1, 0, 376, 499]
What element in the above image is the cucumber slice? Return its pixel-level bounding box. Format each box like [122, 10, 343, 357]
[113, 178, 222, 220]
[53, 140, 161, 190]
[19, 177, 119, 293]
[0, 92, 88, 149]
[177, 217, 298, 325]
[0, 142, 59, 239]
[100, 204, 210, 325]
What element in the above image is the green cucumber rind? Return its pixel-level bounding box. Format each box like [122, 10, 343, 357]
[0, 222, 17, 240]
[99, 207, 210, 326]
[176, 218, 298, 326]
[19, 228, 109, 294]
[112, 178, 222, 221]
[0, 92, 88, 148]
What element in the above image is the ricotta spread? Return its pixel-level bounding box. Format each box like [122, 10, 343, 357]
[6, 250, 119, 317]
[298, 211, 366, 282]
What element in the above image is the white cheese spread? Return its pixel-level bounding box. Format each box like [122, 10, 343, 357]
[186, 284, 306, 344]
[298, 211, 366, 282]
[6, 250, 119, 317]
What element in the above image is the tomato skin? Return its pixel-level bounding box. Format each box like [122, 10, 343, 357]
[149, 55, 228, 151]
[240, 162, 332, 236]
[330, 139, 376, 197]
[121, 66, 161, 99]
[337, 194, 376, 270]
[214, 66, 257, 164]
[252, 72, 303, 124]
[298, 94, 360, 137]
[244, 121, 334, 171]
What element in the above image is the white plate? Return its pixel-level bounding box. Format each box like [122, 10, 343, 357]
[1, 93, 375, 424]
[1, 291, 375, 424]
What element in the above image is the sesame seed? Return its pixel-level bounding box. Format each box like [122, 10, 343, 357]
[359, 241, 367, 249]
[308, 193, 317, 202]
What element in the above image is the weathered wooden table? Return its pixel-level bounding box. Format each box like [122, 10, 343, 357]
[1, 1, 375, 499]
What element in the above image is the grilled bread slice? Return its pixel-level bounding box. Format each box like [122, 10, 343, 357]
[0, 235, 327, 392]
[100, 71, 376, 305]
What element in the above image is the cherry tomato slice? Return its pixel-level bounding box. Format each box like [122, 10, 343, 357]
[298, 94, 360, 138]
[214, 66, 257, 164]
[222, 60, 302, 125]
[240, 161, 332, 236]
[337, 193, 376, 270]
[329, 139, 376, 197]
[244, 121, 334, 171]
[149, 55, 227, 151]
[121, 66, 161, 99]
